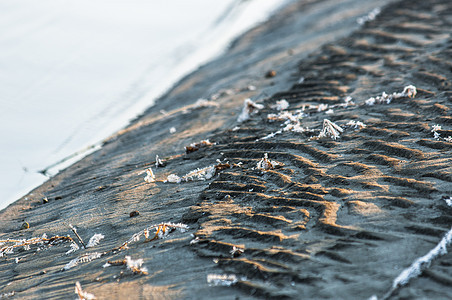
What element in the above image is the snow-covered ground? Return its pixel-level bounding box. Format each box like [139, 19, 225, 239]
[0, 0, 289, 209]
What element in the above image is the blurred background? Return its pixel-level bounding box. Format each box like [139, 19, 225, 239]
[0, 0, 289, 210]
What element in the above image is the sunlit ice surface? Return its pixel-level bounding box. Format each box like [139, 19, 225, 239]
[0, 0, 289, 210]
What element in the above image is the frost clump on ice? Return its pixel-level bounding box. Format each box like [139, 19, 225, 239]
[207, 274, 241, 286]
[256, 153, 282, 171]
[318, 119, 343, 140]
[164, 166, 216, 183]
[165, 174, 181, 183]
[365, 85, 417, 105]
[357, 7, 381, 25]
[182, 165, 216, 182]
[270, 99, 289, 111]
[86, 234, 104, 248]
[237, 99, 264, 122]
[143, 168, 155, 183]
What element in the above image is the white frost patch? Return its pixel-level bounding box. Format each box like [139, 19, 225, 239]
[237, 98, 264, 122]
[270, 99, 289, 111]
[325, 109, 334, 115]
[125, 255, 148, 274]
[431, 124, 442, 132]
[365, 85, 417, 105]
[283, 123, 308, 133]
[165, 174, 181, 183]
[65, 242, 80, 255]
[267, 111, 299, 123]
[165, 165, 216, 183]
[318, 119, 343, 140]
[182, 165, 216, 182]
[445, 197, 452, 207]
[257, 130, 282, 141]
[357, 7, 381, 25]
[317, 103, 328, 112]
[0, 291, 15, 299]
[169, 127, 176, 134]
[193, 98, 219, 108]
[63, 252, 103, 271]
[267, 110, 308, 135]
[430, 124, 451, 142]
[155, 155, 164, 168]
[256, 153, 282, 171]
[86, 234, 104, 248]
[143, 168, 155, 183]
[207, 274, 240, 286]
[75, 281, 96, 300]
[346, 120, 367, 129]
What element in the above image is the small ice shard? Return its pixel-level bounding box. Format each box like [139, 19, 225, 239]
[86, 234, 104, 248]
[237, 99, 264, 122]
[144, 168, 155, 183]
[193, 98, 219, 108]
[318, 119, 343, 140]
[165, 174, 181, 183]
[207, 274, 239, 286]
[346, 120, 366, 129]
[182, 165, 216, 181]
[75, 281, 96, 300]
[271, 99, 289, 111]
[256, 153, 282, 171]
[365, 85, 417, 105]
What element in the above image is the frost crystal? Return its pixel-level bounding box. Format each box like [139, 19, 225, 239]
[75, 281, 96, 300]
[237, 99, 264, 122]
[365, 85, 417, 105]
[182, 165, 216, 182]
[207, 274, 239, 286]
[267, 111, 299, 123]
[318, 119, 343, 140]
[256, 153, 282, 171]
[317, 103, 328, 112]
[65, 242, 80, 255]
[125, 256, 148, 274]
[117, 222, 189, 250]
[431, 124, 442, 132]
[144, 168, 155, 183]
[86, 234, 104, 248]
[401, 85, 417, 98]
[185, 139, 215, 153]
[271, 99, 289, 111]
[431, 124, 451, 142]
[155, 155, 164, 168]
[169, 127, 176, 134]
[444, 197, 452, 207]
[357, 7, 381, 25]
[230, 246, 244, 257]
[63, 253, 103, 270]
[257, 130, 282, 141]
[346, 120, 367, 129]
[193, 98, 219, 108]
[165, 174, 181, 183]
[283, 123, 307, 133]
[0, 291, 15, 299]
[325, 109, 334, 115]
